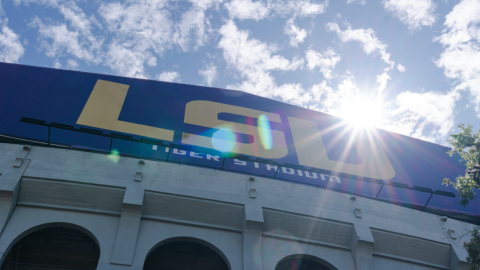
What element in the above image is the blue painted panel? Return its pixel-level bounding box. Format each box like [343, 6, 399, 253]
[326, 177, 382, 198]
[0, 62, 478, 216]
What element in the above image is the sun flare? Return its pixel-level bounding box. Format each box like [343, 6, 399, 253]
[336, 97, 386, 129]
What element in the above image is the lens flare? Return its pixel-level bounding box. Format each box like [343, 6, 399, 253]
[337, 97, 386, 128]
[211, 127, 237, 152]
[258, 114, 273, 150]
[107, 149, 120, 163]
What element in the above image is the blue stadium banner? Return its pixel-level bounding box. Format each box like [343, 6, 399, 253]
[0, 62, 478, 215]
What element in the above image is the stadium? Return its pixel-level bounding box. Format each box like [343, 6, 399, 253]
[0, 62, 478, 270]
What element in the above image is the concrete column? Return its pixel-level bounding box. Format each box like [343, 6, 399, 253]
[110, 187, 144, 266]
[243, 204, 264, 270]
[450, 245, 470, 270]
[350, 222, 375, 270]
[0, 146, 31, 236]
[438, 217, 472, 270]
[445, 228, 471, 270]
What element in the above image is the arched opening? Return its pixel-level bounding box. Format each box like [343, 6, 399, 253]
[2, 227, 100, 269]
[144, 239, 230, 270]
[275, 255, 336, 270]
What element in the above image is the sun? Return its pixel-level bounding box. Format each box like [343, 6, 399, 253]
[336, 97, 387, 129]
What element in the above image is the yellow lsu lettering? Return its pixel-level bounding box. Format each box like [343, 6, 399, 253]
[77, 80, 174, 141]
[181, 100, 288, 159]
[77, 79, 395, 179]
[288, 117, 395, 180]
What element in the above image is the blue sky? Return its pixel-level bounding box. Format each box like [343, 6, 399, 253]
[0, 0, 479, 145]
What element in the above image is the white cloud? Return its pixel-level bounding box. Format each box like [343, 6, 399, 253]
[225, 0, 269, 21]
[376, 72, 391, 94]
[435, 0, 480, 48]
[158, 71, 181, 82]
[21, 0, 219, 78]
[310, 80, 332, 101]
[387, 90, 460, 142]
[219, 20, 307, 104]
[16, 0, 104, 72]
[327, 22, 394, 68]
[0, 18, 25, 63]
[98, 0, 172, 77]
[105, 44, 144, 78]
[307, 81, 332, 113]
[58, 0, 97, 34]
[0, 1, 5, 16]
[31, 18, 101, 63]
[19, 0, 103, 64]
[147, 57, 157, 67]
[174, 0, 221, 51]
[98, 0, 217, 77]
[275, 83, 311, 105]
[284, 18, 307, 47]
[383, 0, 436, 31]
[306, 48, 340, 79]
[347, 0, 366, 5]
[66, 59, 78, 69]
[52, 58, 79, 70]
[397, 63, 406, 72]
[199, 63, 217, 86]
[53, 59, 62, 68]
[272, 0, 329, 18]
[190, 0, 223, 10]
[326, 22, 396, 101]
[173, 6, 212, 51]
[20, 0, 104, 47]
[314, 75, 359, 116]
[434, 0, 480, 114]
[225, 0, 328, 21]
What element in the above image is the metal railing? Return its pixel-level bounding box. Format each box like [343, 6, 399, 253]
[1, 262, 94, 270]
[1, 117, 478, 224]
[15, 117, 457, 205]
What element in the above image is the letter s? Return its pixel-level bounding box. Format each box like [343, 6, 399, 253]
[181, 100, 287, 159]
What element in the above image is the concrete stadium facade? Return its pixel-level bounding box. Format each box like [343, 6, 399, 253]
[0, 142, 476, 270]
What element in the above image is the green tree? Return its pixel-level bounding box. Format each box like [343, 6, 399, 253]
[442, 123, 480, 270]
[442, 123, 480, 206]
[464, 226, 480, 270]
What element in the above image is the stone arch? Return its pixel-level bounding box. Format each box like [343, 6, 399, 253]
[143, 236, 231, 270]
[275, 254, 339, 270]
[1, 222, 101, 268]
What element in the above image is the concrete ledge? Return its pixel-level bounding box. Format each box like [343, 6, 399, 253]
[263, 233, 351, 251]
[373, 252, 450, 270]
[16, 202, 122, 217]
[141, 215, 243, 233]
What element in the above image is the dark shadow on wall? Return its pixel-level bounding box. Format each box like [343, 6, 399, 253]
[3, 226, 100, 269]
[275, 254, 337, 270]
[143, 239, 230, 270]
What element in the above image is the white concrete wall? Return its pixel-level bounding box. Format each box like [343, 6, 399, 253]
[0, 143, 476, 270]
